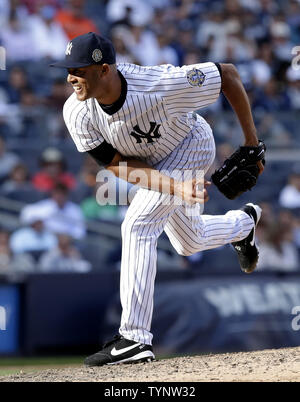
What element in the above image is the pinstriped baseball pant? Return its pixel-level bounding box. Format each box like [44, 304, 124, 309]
[119, 116, 254, 345]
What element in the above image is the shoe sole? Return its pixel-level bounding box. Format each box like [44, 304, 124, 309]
[107, 350, 155, 365]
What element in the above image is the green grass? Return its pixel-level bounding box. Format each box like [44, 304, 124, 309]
[0, 353, 185, 377]
[0, 356, 85, 376]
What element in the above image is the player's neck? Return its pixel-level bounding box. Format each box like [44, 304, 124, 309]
[96, 71, 122, 106]
[97, 71, 127, 115]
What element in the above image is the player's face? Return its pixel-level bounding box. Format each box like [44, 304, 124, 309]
[67, 65, 104, 101]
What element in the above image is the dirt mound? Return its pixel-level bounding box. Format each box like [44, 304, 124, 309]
[1, 346, 300, 382]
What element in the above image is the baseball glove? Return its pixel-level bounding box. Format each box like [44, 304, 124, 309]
[211, 140, 266, 200]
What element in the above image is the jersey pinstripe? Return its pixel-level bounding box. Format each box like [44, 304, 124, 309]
[63, 62, 221, 165]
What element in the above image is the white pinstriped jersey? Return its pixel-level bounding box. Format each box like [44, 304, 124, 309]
[63, 62, 221, 165]
[62, 59, 257, 347]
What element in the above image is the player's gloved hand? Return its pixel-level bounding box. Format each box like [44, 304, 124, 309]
[174, 179, 211, 205]
[211, 139, 266, 200]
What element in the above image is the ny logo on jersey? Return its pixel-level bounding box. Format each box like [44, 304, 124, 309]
[130, 122, 161, 144]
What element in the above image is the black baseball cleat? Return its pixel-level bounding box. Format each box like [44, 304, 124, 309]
[84, 335, 155, 367]
[231, 203, 262, 274]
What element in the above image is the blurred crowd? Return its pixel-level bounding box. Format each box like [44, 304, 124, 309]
[0, 0, 299, 275]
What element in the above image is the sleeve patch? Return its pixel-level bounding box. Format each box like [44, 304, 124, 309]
[187, 68, 206, 87]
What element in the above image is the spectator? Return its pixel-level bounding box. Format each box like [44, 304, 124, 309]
[0, 13, 37, 62]
[286, 0, 300, 43]
[21, 0, 62, 15]
[242, 9, 269, 43]
[279, 165, 300, 209]
[286, 66, 300, 110]
[0, 135, 20, 184]
[294, 211, 300, 250]
[0, 0, 11, 27]
[161, 22, 186, 66]
[255, 201, 275, 243]
[125, 23, 161, 66]
[18, 87, 45, 138]
[10, 210, 57, 256]
[0, 0, 29, 29]
[176, 20, 197, 65]
[80, 170, 132, 221]
[110, 26, 137, 64]
[39, 233, 91, 273]
[196, 10, 227, 57]
[278, 207, 296, 227]
[257, 222, 299, 272]
[81, 186, 120, 221]
[55, 0, 99, 40]
[27, 4, 69, 60]
[0, 162, 40, 201]
[251, 42, 274, 87]
[71, 155, 98, 203]
[270, 20, 294, 63]
[155, 30, 179, 66]
[256, 113, 292, 146]
[106, 0, 154, 27]
[0, 103, 21, 138]
[45, 78, 73, 111]
[1, 162, 32, 194]
[225, 23, 257, 63]
[32, 147, 76, 193]
[21, 182, 86, 239]
[0, 228, 36, 274]
[2, 66, 31, 104]
[182, 49, 202, 66]
[277, 208, 300, 249]
[252, 78, 290, 112]
[44, 78, 73, 139]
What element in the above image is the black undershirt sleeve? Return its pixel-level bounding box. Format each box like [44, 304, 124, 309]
[87, 140, 117, 167]
[215, 63, 223, 81]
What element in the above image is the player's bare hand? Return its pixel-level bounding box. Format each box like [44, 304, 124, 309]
[174, 178, 211, 205]
[243, 139, 265, 175]
[257, 160, 264, 175]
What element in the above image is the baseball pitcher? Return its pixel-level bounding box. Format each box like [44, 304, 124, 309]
[51, 32, 265, 366]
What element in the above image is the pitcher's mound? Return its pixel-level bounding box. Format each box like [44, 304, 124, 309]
[1, 346, 300, 382]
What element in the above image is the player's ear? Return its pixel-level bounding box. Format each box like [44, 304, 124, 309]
[100, 63, 110, 76]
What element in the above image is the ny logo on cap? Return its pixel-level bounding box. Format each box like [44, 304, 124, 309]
[65, 42, 73, 56]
